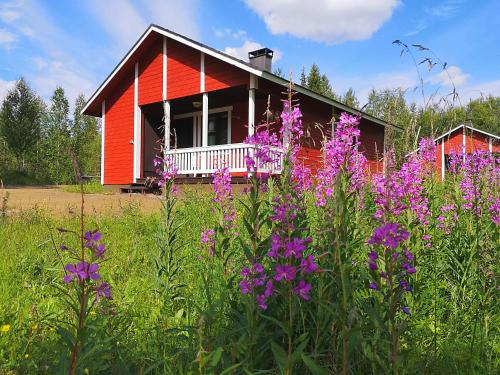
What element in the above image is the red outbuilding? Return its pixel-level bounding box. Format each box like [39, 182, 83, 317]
[434, 123, 500, 180]
[82, 25, 397, 186]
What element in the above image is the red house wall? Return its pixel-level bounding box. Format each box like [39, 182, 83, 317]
[138, 35, 163, 106]
[104, 67, 135, 184]
[167, 39, 200, 99]
[205, 55, 248, 92]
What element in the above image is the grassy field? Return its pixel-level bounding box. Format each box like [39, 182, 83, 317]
[0, 114, 498, 373]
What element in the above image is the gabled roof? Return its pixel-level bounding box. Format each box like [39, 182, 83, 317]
[83, 24, 399, 130]
[434, 123, 499, 142]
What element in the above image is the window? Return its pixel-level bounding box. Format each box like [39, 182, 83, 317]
[208, 112, 229, 146]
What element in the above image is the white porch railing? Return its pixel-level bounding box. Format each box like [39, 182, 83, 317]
[164, 143, 283, 175]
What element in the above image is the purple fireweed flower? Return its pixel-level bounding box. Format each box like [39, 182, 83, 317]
[264, 280, 274, 298]
[284, 237, 308, 259]
[154, 154, 178, 186]
[64, 262, 99, 283]
[368, 282, 378, 290]
[84, 230, 106, 258]
[368, 261, 378, 271]
[399, 280, 412, 292]
[268, 233, 282, 259]
[94, 282, 112, 302]
[300, 255, 318, 274]
[368, 250, 378, 260]
[402, 307, 410, 315]
[372, 146, 431, 224]
[239, 280, 252, 295]
[367, 223, 409, 249]
[315, 113, 367, 206]
[293, 279, 312, 300]
[274, 264, 296, 282]
[256, 294, 268, 310]
[403, 248, 414, 261]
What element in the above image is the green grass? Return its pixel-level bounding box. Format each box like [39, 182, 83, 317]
[0, 183, 498, 374]
[63, 180, 106, 194]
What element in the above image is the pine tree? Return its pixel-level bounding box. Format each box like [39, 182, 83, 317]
[300, 67, 307, 86]
[304, 64, 336, 99]
[341, 88, 359, 109]
[0, 77, 43, 172]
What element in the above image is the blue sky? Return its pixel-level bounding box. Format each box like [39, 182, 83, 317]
[1, 0, 499, 110]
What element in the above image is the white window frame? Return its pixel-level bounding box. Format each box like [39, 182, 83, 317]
[172, 106, 232, 147]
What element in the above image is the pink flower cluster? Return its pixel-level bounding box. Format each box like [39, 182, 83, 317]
[280, 101, 312, 192]
[238, 195, 318, 310]
[373, 139, 435, 225]
[153, 154, 178, 187]
[367, 223, 414, 315]
[448, 149, 499, 224]
[213, 167, 237, 235]
[244, 127, 281, 175]
[61, 230, 112, 302]
[315, 113, 368, 206]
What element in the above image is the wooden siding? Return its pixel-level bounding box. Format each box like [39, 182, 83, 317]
[359, 120, 384, 173]
[205, 55, 248, 92]
[167, 39, 200, 99]
[104, 67, 135, 184]
[138, 34, 163, 105]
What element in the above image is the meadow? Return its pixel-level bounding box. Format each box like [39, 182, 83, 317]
[0, 106, 498, 375]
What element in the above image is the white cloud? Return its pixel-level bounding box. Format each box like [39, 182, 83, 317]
[0, 78, 16, 103]
[244, 0, 398, 44]
[143, 0, 199, 39]
[429, 65, 470, 87]
[30, 57, 95, 107]
[88, 0, 147, 53]
[0, 1, 21, 23]
[224, 40, 282, 63]
[334, 70, 418, 106]
[0, 28, 16, 44]
[214, 28, 247, 39]
[460, 79, 500, 101]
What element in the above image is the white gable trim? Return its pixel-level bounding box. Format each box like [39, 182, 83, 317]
[434, 123, 500, 142]
[82, 24, 395, 132]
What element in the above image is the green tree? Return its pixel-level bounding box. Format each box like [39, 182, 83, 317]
[40, 86, 73, 183]
[303, 63, 336, 99]
[0, 78, 43, 171]
[71, 94, 100, 176]
[341, 88, 359, 109]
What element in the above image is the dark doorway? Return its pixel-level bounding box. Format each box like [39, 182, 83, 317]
[142, 109, 164, 177]
[172, 117, 194, 148]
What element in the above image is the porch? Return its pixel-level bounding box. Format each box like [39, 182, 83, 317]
[139, 83, 284, 178]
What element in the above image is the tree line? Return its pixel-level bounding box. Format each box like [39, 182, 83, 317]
[295, 63, 499, 156]
[0, 78, 99, 184]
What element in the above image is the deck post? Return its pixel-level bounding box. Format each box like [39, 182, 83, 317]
[202, 93, 208, 172]
[248, 75, 256, 137]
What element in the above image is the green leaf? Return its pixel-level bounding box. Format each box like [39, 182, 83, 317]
[271, 341, 288, 369]
[301, 353, 329, 375]
[210, 347, 223, 367]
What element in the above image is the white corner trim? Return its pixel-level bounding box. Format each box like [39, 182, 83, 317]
[441, 140, 445, 181]
[200, 52, 205, 92]
[202, 93, 208, 147]
[133, 62, 141, 182]
[163, 36, 167, 101]
[101, 101, 105, 185]
[488, 137, 493, 153]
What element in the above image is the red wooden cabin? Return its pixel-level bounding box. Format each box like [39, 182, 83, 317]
[434, 123, 500, 180]
[82, 25, 396, 186]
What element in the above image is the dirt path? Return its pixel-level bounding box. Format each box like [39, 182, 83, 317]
[2, 186, 163, 216]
